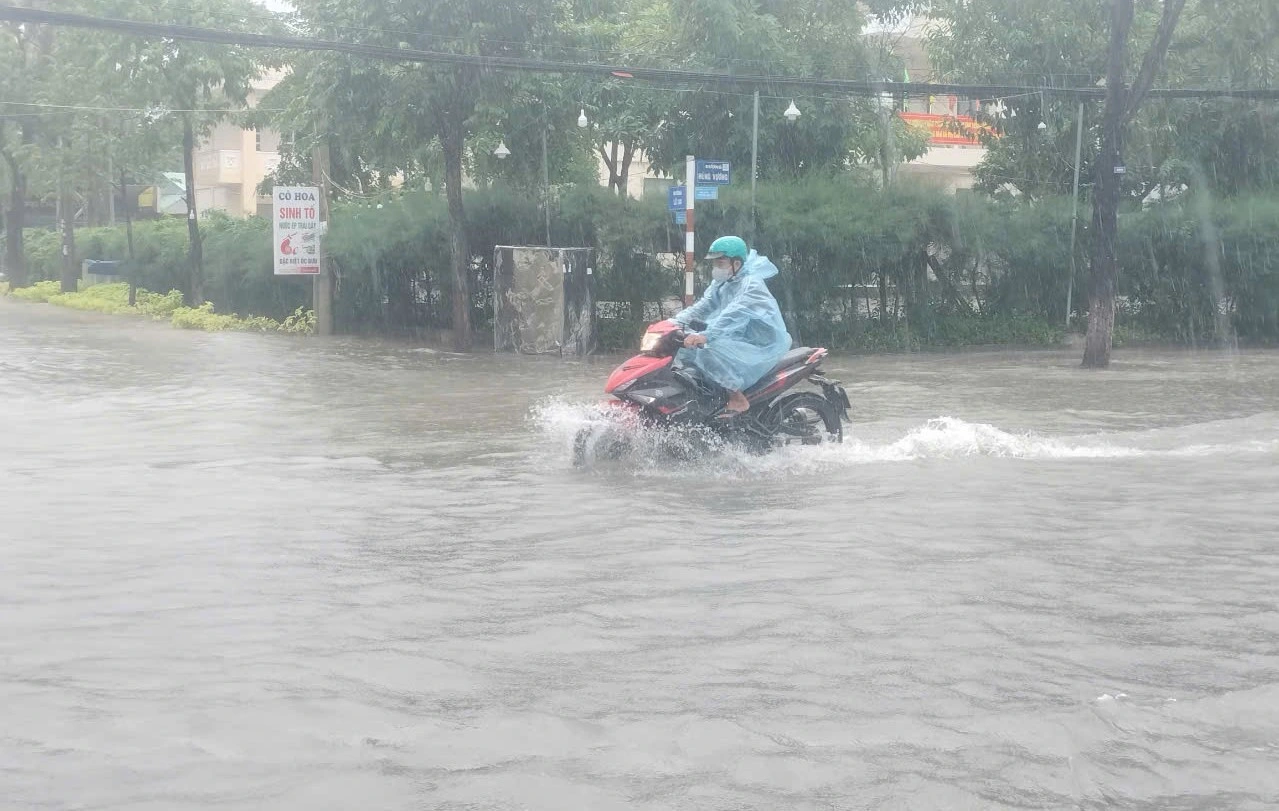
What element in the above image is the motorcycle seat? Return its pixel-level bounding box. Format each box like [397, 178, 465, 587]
[675, 347, 820, 398]
[742, 348, 819, 397]
[765, 347, 818, 377]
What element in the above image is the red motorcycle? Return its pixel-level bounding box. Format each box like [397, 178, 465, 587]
[574, 319, 850, 464]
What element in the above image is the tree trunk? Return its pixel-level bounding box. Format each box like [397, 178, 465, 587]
[607, 141, 623, 194]
[3, 150, 27, 289]
[598, 143, 616, 193]
[183, 116, 205, 306]
[971, 256, 984, 316]
[1083, 0, 1134, 368]
[121, 166, 137, 306]
[617, 140, 635, 196]
[926, 253, 976, 316]
[1083, 0, 1185, 366]
[440, 118, 472, 350]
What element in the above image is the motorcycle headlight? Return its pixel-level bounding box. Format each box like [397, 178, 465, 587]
[639, 332, 662, 352]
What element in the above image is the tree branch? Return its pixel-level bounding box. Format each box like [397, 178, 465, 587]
[1126, 0, 1188, 118]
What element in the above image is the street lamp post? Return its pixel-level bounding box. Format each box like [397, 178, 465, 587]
[876, 87, 895, 188]
[494, 104, 590, 248]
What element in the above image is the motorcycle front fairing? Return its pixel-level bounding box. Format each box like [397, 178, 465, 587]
[609, 363, 709, 419]
[603, 320, 705, 419]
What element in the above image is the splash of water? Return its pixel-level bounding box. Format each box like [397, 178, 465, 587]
[530, 400, 1148, 476]
[531, 399, 1279, 478]
[876, 416, 1140, 461]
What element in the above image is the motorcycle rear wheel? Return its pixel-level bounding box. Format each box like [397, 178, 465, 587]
[769, 392, 843, 445]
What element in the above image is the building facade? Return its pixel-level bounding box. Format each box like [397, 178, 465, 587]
[191, 71, 286, 219]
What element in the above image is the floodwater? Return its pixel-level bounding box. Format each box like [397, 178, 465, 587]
[2, 299, 1278, 810]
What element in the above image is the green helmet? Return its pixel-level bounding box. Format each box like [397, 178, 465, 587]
[705, 235, 748, 261]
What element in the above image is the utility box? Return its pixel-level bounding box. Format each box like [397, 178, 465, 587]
[493, 246, 595, 355]
[81, 259, 125, 288]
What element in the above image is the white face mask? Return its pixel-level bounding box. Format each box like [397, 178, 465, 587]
[711, 264, 735, 282]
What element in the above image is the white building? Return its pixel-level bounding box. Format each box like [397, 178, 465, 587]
[869, 14, 989, 192]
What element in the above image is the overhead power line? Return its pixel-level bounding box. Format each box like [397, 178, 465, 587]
[2, 6, 1278, 101]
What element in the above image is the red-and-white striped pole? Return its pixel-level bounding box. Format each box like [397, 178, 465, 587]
[684, 153, 695, 305]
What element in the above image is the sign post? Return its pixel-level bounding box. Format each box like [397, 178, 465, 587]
[272, 185, 321, 276]
[684, 154, 695, 305]
[695, 159, 732, 185]
[682, 159, 733, 304]
[667, 185, 685, 212]
[273, 177, 331, 335]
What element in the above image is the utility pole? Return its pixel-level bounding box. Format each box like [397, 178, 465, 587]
[1066, 101, 1085, 330]
[541, 126, 552, 247]
[750, 89, 759, 242]
[311, 140, 333, 336]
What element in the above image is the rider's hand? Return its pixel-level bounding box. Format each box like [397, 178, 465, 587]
[684, 333, 707, 349]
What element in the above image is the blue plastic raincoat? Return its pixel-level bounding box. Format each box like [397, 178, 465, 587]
[673, 250, 793, 392]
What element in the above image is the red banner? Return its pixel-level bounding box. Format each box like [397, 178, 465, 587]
[898, 112, 993, 147]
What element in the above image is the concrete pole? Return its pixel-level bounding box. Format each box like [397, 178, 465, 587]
[311, 140, 334, 336]
[684, 154, 695, 305]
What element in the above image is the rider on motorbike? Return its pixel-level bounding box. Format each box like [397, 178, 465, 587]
[675, 235, 792, 413]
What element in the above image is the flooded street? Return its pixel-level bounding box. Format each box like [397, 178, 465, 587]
[3, 299, 1278, 810]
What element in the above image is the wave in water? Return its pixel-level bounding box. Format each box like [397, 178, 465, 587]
[532, 399, 1276, 474]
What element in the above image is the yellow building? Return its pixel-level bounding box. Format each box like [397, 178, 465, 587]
[191, 70, 286, 219]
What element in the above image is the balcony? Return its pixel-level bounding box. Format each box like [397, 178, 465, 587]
[195, 149, 243, 186]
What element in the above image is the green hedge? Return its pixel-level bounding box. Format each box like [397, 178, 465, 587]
[21, 213, 311, 321]
[17, 181, 1279, 350]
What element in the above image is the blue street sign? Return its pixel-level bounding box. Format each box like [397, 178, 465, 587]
[673, 210, 686, 225]
[667, 186, 686, 211]
[695, 160, 732, 185]
[695, 185, 719, 201]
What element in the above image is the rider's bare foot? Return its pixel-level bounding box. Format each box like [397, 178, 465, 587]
[725, 390, 750, 413]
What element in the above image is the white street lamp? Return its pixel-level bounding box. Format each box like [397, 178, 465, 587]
[578, 109, 589, 128]
[784, 100, 801, 122]
[493, 141, 511, 159]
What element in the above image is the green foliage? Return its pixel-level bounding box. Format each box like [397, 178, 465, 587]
[168, 302, 280, 332]
[323, 183, 677, 336]
[15, 174, 1279, 352]
[267, 0, 567, 193]
[926, 0, 1279, 200]
[8, 280, 61, 302]
[280, 307, 318, 334]
[41, 281, 183, 318]
[1119, 194, 1279, 344]
[19, 215, 309, 320]
[5, 280, 314, 334]
[200, 213, 313, 319]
